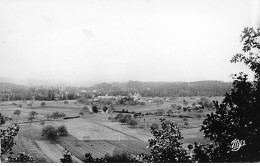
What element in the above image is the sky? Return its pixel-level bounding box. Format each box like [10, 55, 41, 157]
[0, 0, 259, 85]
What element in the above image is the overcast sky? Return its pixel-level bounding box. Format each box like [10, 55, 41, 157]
[0, 0, 259, 85]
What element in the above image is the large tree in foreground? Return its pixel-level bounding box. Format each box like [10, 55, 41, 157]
[193, 27, 260, 162]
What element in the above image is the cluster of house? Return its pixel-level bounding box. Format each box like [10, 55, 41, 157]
[91, 92, 166, 105]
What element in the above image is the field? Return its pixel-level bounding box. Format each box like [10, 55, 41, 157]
[0, 97, 222, 162]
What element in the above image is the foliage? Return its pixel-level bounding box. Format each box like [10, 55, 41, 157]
[194, 27, 260, 162]
[13, 110, 21, 117]
[92, 105, 98, 113]
[41, 125, 58, 141]
[29, 111, 38, 118]
[41, 102, 46, 107]
[77, 97, 90, 104]
[119, 114, 132, 124]
[60, 149, 73, 163]
[167, 109, 173, 116]
[1, 124, 20, 156]
[82, 105, 90, 112]
[0, 113, 8, 125]
[7, 152, 34, 163]
[57, 125, 68, 136]
[40, 121, 45, 126]
[115, 113, 124, 120]
[155, 109, 164, 116]
[84, 149, 138, 163]
[64, 100, 68, 104]
[150, 123, 159, 130]
[138, 117, 190, 162]
[127, 119, 138, 128]
[79, 111, 84, 116]
[103, 106, 108, 112]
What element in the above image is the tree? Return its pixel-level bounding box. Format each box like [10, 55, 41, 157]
[115, 113, 124, 121]
[167, 109, 173, 116]
[184, 121, 189, 128]
[57, 125, 68, 136]
[45, 114, 51, 120]
[155, 109, 164, 116]
[51, 111, 60, 119]
[0, 117, 34, 163]
[41, 125, 58, 141]
[29, 111, 38, 118]
[58, 112, 66, 118]
[127, 119, 138, 128]
[92, 105, 98, 113]
[7, 152, 34, 163]
[150, 123, 159, 130]
[40, 121, 45, 127]
[103, 106, 108, 113]
[60, 149, 73, 163]
[183, 99, 188, 106]
[41, 102, 46, 107]
[138, 117, 189, 162]
[79, 111, 84, 116]
[13, 110, 21, 118]
[195, 27, 260, 162]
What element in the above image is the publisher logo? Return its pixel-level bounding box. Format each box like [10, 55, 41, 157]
[231, 139, 246, 151]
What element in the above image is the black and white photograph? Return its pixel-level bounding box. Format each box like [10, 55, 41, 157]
[0, 0, 260, 163]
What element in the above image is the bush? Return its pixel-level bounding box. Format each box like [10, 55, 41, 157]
[41, 102, 46, 107]
[60, 149, 72, 163]
[13, 110, 21, 117]
[57, 125, 68, 136]
[155, 109, 164, 116]
[127, 119, 138, 128]
[115, 113, 124, 120]
[150, 123, 159, 130]
[79, 111, 84, 116]
[82, 105, 90, 112]
[139, 117, 189, 162]
[64, 101, 68, 104]
[104, 149, 134, 163]
[41, 125, 58, 140]
[92, 105, 98, 113]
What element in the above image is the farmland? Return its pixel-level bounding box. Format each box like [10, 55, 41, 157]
[0, 96, 221, 162]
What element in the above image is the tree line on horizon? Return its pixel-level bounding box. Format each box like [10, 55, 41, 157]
[0, 80, 232, 101]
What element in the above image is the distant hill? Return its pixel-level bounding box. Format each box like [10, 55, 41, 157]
[86, 80, 233, 97]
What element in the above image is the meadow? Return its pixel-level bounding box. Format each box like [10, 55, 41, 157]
[0, 96, 223, 162]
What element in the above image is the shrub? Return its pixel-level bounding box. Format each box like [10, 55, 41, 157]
[155, 109, 164, 116]
[64, 101, 68, 104]
[29, 111, 38, 118]
[127, 119, 138, 128]
[60, 149, 73, 163]
[138, 117, 189, 162]
[92, 105, 98, 113]
[41, 125, 58, 140]
[115, 113, 124, 120]
[57, 125, 68, 136]
[104, 149, 134, 163]
[7, 152, 34, 163]
[13, 110, 21, 117]
[41, 102, 46, 107]
[79, 111, 84, 116]
[150, 123, 159, 130]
